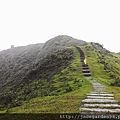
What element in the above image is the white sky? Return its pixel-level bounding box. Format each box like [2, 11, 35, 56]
[0, 0, 120, 52]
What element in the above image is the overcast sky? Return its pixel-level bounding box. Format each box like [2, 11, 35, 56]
[0, 0, 120, 52]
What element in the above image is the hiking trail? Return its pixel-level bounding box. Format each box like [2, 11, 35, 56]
[76, 47, 120, 114]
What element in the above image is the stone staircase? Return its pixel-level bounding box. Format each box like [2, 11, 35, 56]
[76, 47, 120, 115]
[76, 47, 91, 77]
[80, 79, 120, 114]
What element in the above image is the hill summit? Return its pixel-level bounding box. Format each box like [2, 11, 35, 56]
[43, 35, 86, 50]
[37, 35, 87, 59]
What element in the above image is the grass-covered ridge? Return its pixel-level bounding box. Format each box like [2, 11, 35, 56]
[1, 40, 120, 115]
[1, 47, 92, 113]
[82, 43, 120, 102]
[0, 48, 74, 110]
[0, 35, 87, 111]
[82, 43, 120, 85]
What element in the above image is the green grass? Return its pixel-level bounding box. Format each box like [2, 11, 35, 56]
[82, 44, 120, 103]
[7, 78, 92, 113]
[0, 47, 92, 113]
[82, 46, 110, 79]
[106, 86, 120, 103]
[2, 44, 120, 114]
[51, 47, 86, 95]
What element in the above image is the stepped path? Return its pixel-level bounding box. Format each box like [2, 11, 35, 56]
[76, 47, 91, 77]
[76, 47, 120, 114]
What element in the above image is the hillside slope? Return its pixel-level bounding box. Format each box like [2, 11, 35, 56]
[4, 42, 120, 114]
[5, 47, 92, 113]
[0, 35, 87, 109]
[1, 35, 120, 114]
[82, 42, 120, 85]
[82, 43, 120, 103]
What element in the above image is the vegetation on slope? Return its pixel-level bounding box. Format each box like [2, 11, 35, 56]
[1, 35, 120, 116]
[82, 43, 120, 86]
[0, 48, 74, 110]
[82, 43, 120, 102]
[1, 47, 92, 113]
[0, 35, 87, 111]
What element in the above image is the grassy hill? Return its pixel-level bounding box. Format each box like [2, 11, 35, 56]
[6, 42, 120, 114]
[0, 35, 87, 112]
[0, 36, 120, 115]
[6, 47, 92, 113]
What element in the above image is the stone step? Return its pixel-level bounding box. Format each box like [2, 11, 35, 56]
[82, 69, 90, 73]
[82, 69, 90, 71]
[82, 67, 89, 69]
[79, 53, 84, 55]
[93, 85, 105, 87]
[92, 83, 104, 85]
[82, 104, 120, 108]
[90, 82, 103, 84]
[81, 59, 85, 61]
[93, 86, 105, 88]
[81, 59, 84, 60]
[80, 108, 120, 113]
[92, 83, 103, 85]
[80, 53, 84, 55]
[92, 90, 107, 92]
[82, 64, 88, 67]
[93, 87, 106, 90]
[80, 58, 84, 60]
[87, 96, 114, 99]
[93, 86, 104, 87]
[81, 63, 86, 66]
[83, 73, 91, 76]
[82, 99, 118, 103]
[91, 89, 106, 92]
[87, 93, 114, 97]
[92, 82, 102, 84]
[90, 82, 100, 84]
[80, 54, 84, 56]
[82, 71, 90, 73]
[93, 88, 106, 90]
[89, 92, 109, 94]
[80, 57, 85, 59]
